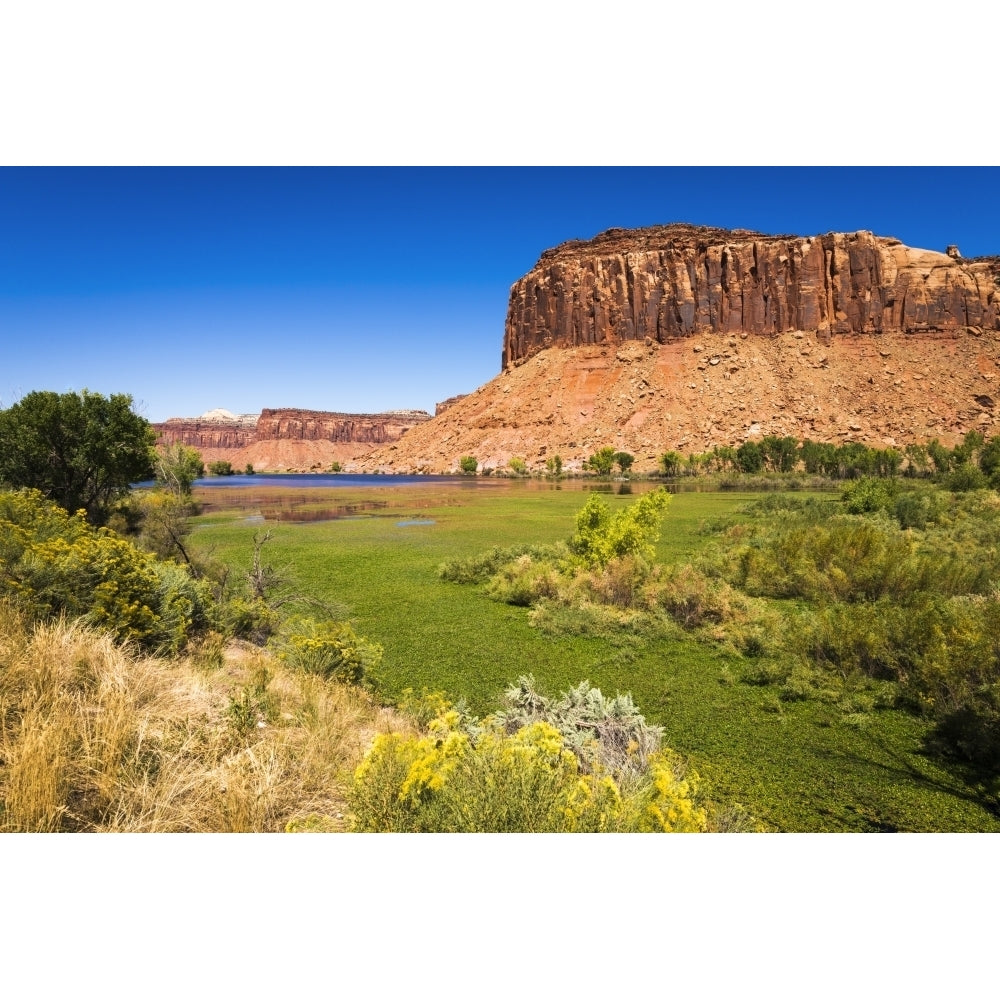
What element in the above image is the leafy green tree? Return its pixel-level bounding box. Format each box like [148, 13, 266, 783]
[614, 451, 634, 476]
[904, 443, 930, 478]
[0, 390, 155, 525]
[508, 457, 528, 476]
[459, 455, 478, 475]
[953, 430, 985, 466]
[208, 460, 234, 476]
[586, 447, 617, 477]
[979, 437, 1000, 483]
[659, 450, 684, 477]
[711, 445, 737, 472]
[761, 435, 799, 473]
[835, 442, 875, 479]
[946, 464, 987, 492]
[686, 452, 713, 476]
[873, 447, 903, 478]
[927, 439, 953, 475]
[545, 454, 563, 477]
[154, 442, 204, 497]
[245, 463, 256, 475]
[799, 439, 825, 474]
[736, 441, 764, 474]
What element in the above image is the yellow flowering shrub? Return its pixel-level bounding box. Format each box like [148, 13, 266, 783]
[0, 488, 209, 649]
[273, 617, 382, 684]
[350, 706, 707, 833]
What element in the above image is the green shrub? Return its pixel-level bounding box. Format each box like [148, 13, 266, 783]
[0, 489, 180, 648]
[730, 516, 920, 603]
[219, 595, 280, 645]
[439, 542, 568, 584]
[581, 555, 646, 609]
[151, 560, 215, 654]
[842, 477, 897, 515]
[458, 455, 478, 475]
[272, 617, 382, 684]
[893, 488, 946, 530]
[226, 664, 277, 738]
[494, 675, 664, 781]
[945, 464, 987, 492]
[641, 563, 746, 630]
[483, 554, 562, 606]
[569, 489, 671, 570]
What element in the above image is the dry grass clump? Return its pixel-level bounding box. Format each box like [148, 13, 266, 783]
[0, 603, 413, 832]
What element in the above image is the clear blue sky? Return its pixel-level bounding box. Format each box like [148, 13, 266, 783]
[2, 167, 998, 423]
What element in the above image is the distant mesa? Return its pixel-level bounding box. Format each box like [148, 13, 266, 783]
[153, 407, 432, 472]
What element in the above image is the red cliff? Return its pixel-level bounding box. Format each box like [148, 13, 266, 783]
[153, 408, 431, 471]
[503, 224, 1000, 368]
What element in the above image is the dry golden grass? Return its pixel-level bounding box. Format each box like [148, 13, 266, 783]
[0, 603, 414, 832]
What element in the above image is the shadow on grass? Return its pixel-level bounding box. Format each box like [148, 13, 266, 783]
[824, 721, 1000, 827]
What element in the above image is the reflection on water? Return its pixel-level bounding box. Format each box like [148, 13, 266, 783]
[197, 492, 392, 523]
[260, 501, 389, 523]
[184, 474, 717, 524]
[584, 482, 633, 495]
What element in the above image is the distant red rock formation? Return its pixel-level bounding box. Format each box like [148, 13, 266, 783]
[255, 408, 430, 445]
[503, 224, 1000, 368]
[152, 407, 432, 471]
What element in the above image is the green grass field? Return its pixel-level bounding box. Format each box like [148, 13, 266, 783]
[190, 482, 1000, 832]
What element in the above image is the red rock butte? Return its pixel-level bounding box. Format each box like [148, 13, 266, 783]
[356, 224, 1000, 474]
[503, 224, 1000, 368]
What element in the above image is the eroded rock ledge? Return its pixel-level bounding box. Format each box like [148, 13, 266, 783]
[503, 224, 1000, 368]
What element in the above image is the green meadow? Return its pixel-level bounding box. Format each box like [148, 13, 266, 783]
[190, 482, 1000, 832]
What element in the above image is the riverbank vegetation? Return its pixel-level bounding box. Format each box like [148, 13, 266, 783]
[5, 388, 1000, 830]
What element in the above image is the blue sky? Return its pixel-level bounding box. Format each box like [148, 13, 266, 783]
[2, 167, 998, 423]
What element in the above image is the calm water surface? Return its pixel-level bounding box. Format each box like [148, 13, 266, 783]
[186, 473, 658, 522]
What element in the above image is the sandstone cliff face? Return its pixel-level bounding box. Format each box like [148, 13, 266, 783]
[255, 409, 430, 445]
[154, 415, 258, 452]
[153, 408, 431, 471]
[503, 224, 1000, 368]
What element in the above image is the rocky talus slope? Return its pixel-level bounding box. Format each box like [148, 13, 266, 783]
[357, 225, 1000, 475]
[357, 332, 1000, 474]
